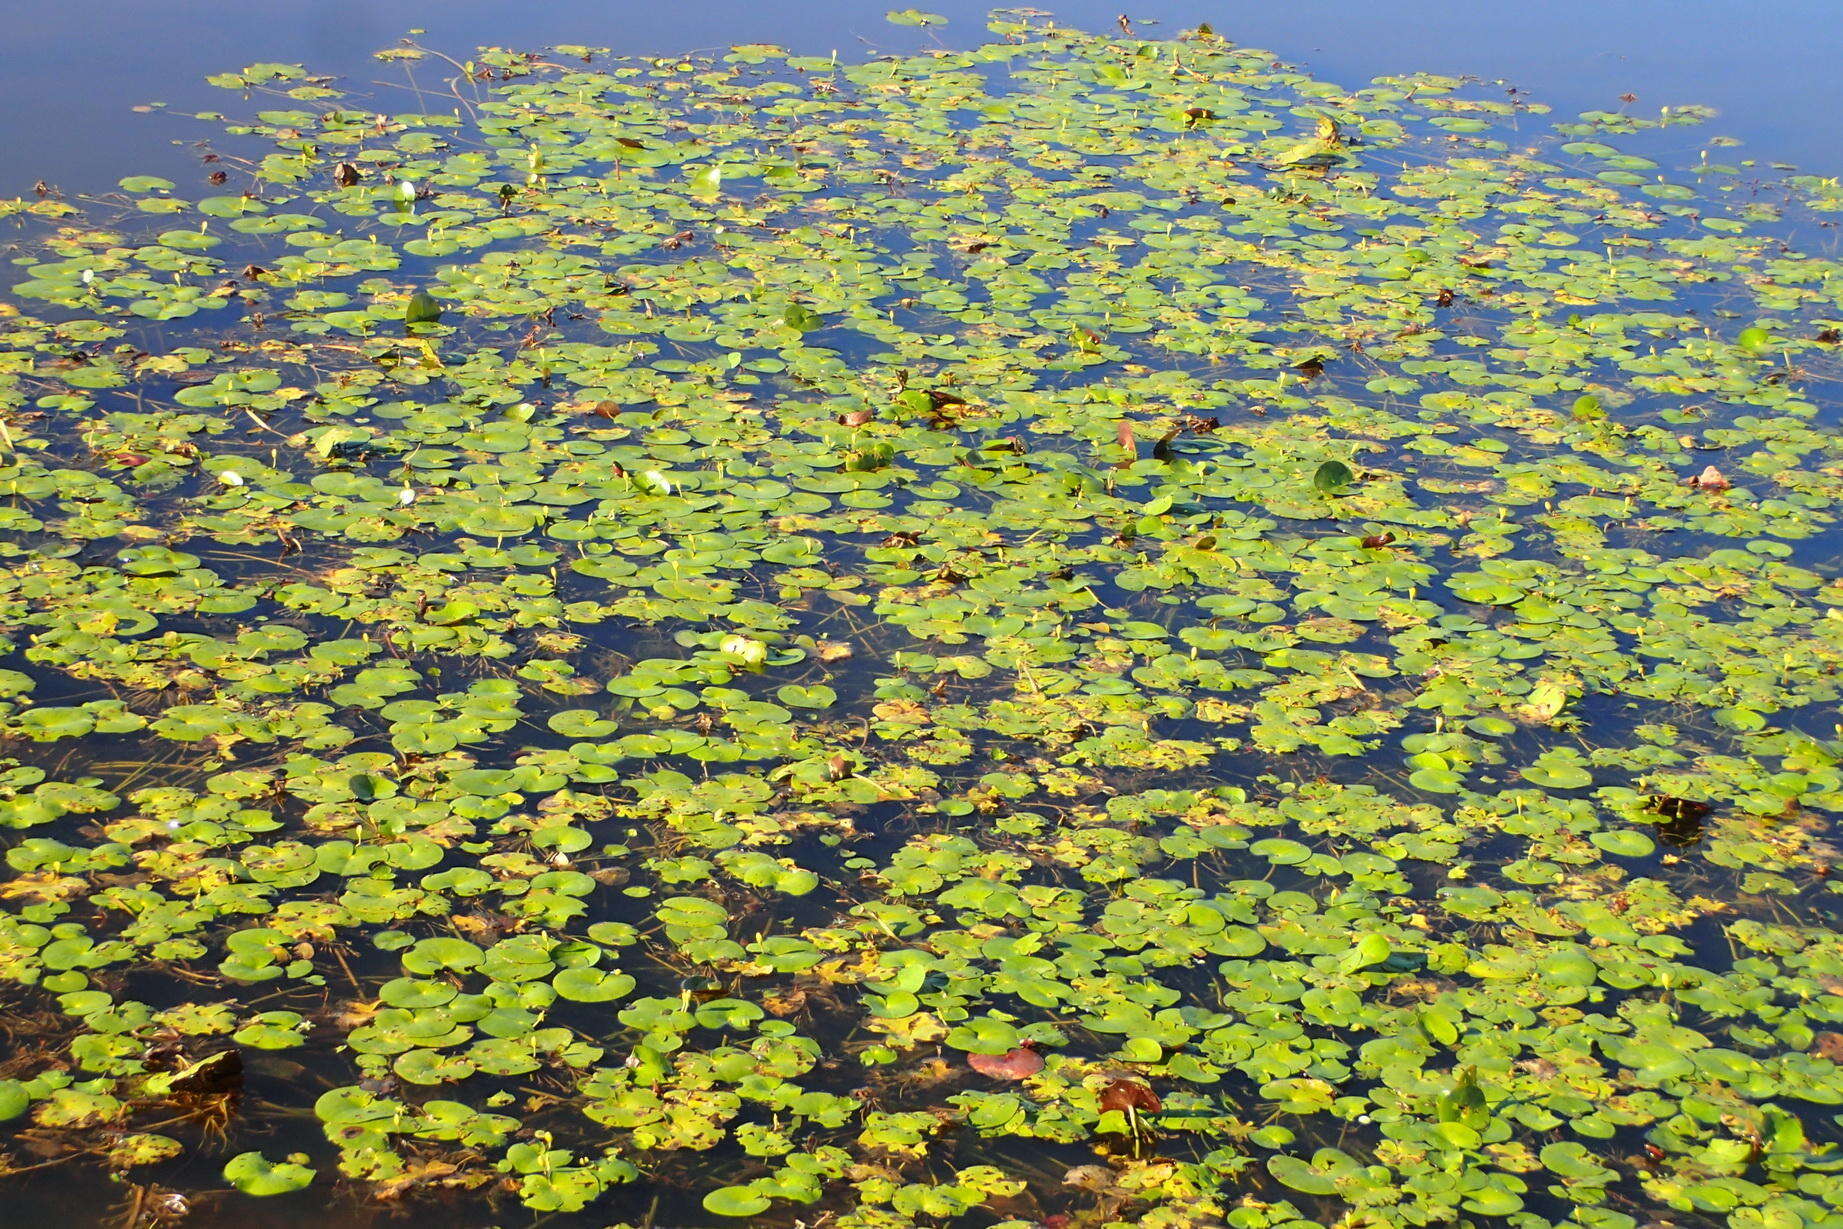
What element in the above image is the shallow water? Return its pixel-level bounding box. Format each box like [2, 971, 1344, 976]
[2, 7, 1843, 1229]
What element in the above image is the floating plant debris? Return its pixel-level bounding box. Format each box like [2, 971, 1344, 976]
[0, 10, 1840, 1228]
[968, 1045, 1046, 1082]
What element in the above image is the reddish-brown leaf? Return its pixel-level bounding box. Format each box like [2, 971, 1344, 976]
[1098, 1078, 1161, 1114]
[968, 1046, 1044, 1081]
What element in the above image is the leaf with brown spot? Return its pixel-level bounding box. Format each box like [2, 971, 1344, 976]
[372, 1159, 470, 1202]
[762, 987, 810, 1017]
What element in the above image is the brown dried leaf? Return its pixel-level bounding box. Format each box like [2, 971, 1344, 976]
[762, 987, 810, 1017]
[871, 699, 931, 726]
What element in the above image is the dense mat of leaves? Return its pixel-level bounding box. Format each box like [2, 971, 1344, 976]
[0, 11, 1841, 1227]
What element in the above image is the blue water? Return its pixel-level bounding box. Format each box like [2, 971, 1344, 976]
[7, 1, 1843, 196]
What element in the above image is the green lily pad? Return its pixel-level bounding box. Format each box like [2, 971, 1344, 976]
[223, 1150, 317, 1196]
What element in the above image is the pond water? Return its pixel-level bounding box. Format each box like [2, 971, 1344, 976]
[2, 6, 1842, 1229]
[11, 0, 1843, 195]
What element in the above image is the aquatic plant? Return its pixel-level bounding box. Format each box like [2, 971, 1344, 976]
[0, 10, 1840, 1227]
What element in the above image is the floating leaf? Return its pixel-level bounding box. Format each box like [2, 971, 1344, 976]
[1268, 1154, 1338, 1196]
[1591, 829, 1656, 858]
[967, 1046, 1044, 1080]
[775, 684, 836, 709]
[702, 1187, 770, 1217]
[223, 1151, 316, 1196]
[782, 303, 823, 332]
[1312, 459, 1354, 495]
[0, 1081, 28, 1122]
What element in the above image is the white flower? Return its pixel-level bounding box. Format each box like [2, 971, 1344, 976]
[397, 485, 416, 506]
[217, 470, 245, 487]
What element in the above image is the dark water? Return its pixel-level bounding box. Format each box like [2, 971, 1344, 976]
[8, 1, 1843, 196]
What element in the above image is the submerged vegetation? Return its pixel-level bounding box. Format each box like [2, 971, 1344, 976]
[1, 9, 1842, 1226]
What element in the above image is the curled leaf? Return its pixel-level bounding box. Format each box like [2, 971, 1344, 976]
[404, 289, 443, 325]
[1098, 1078, 1161, 1114]
[1313, 459, 1354, 495]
